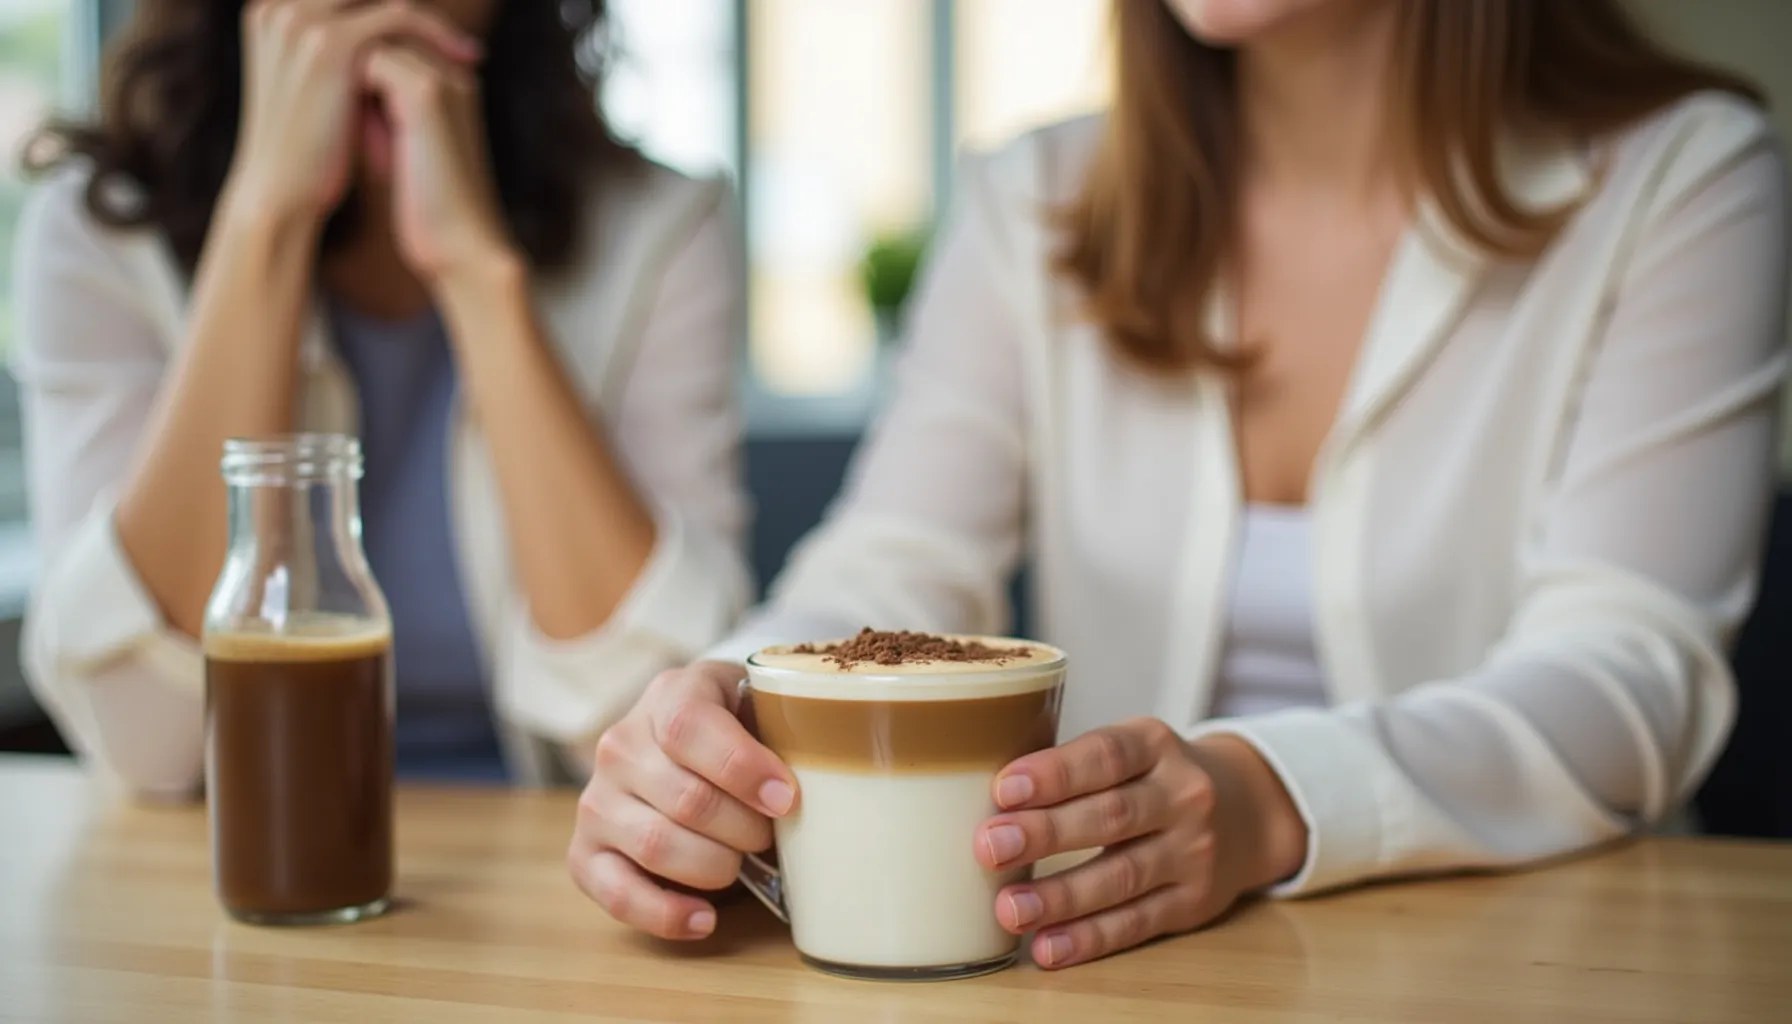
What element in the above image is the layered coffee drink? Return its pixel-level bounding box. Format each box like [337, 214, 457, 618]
[746, 630, 1065, 979]
[204, 617, 394, 924]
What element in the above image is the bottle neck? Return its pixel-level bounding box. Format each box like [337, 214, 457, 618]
[214, 476, 379, 631]
[209, 434, 386, 634]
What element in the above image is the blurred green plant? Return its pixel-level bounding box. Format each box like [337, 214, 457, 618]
[858, 226, 931, 321]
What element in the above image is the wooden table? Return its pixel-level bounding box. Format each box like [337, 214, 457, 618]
[2, 755, 1789, 1023]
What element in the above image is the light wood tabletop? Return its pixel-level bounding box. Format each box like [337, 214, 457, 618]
[2, 754, 1789, 1023]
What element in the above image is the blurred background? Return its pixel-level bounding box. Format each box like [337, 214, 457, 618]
[0, 1, 1788, 801]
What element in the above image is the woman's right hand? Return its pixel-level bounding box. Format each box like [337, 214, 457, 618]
[226, 0, 481, 224]
[568, 661, 799, 940]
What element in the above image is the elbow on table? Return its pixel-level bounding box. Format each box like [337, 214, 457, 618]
[23, 642, 207, 804]
[94, 750, 205, 804]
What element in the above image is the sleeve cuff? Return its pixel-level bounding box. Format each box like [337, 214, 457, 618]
[1185, 707, 1390, 898]
[32, 501, 202, 692]
[494, 505, 752, 741]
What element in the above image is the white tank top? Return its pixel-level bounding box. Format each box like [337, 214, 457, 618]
[1207, 504, 1329, 719]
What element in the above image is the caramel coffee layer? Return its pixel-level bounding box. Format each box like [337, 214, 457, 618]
[751, 687, 1062, 774]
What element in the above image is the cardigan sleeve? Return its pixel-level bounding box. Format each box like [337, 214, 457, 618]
[13, 169, 207, 800]
[1193, 102, 1789, 895]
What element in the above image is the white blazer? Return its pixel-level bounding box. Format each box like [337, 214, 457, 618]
[14, 162, 753, 793]
[715, 93, 1790, 896]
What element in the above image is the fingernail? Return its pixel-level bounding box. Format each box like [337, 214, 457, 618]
[1040, 932, 1073, 967]
[984, 824, 1025, 865]
[1006, 890, 1043, 929]
[687, 908, 716, 936]
[758, 779, 794, 816]
[996, 774, 1034, 809]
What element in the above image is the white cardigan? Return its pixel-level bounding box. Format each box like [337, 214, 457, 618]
[14, 162, 753, 793]
[715, 94, 1789, 896]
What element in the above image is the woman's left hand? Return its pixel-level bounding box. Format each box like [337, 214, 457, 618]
[974, 719, 1309, 969]
[360, 44, 519, 286]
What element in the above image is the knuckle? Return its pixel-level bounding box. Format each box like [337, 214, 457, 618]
[645, 668, 685, 699]
[669, 776, 721, 829]
[595, 873, 630, 920]
[1111, 901, 1152, 944]
[1046, 751, 1076, 798]
[1177, 771, 1216, 818]
[1107, 849, 1146, 900]
[575, 783, 605, 823]
[658, 700, 703, 753]
[574, 853, 625, 916]
[1191, 777, 1216, 818]
[1183, 825, 1217, 863]
[294, 22, 332, 61]
[632, 818, 673, 869]
[712, 740, 747, 789]
[1166, 885, 1205, 931]
[592, 727, 631, 770]
[1092, 730, 1132, 782]
[1095, 789, 1135, 838]
[1138, 717, 1177, 748]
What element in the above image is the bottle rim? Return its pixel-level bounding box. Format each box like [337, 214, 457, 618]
[220, 433, 364, 486]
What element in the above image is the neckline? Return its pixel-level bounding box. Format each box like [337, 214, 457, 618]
[326, 293, 438, 333]
[1244, 501, 1310, 519]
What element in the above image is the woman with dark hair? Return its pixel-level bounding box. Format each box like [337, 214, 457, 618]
[15, 0, 750, 792]
[571, 0, 1788, 965]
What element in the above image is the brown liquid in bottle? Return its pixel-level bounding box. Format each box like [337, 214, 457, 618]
[204, 628, 393, 920]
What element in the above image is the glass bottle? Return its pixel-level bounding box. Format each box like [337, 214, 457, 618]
[201, 434, 394, 924]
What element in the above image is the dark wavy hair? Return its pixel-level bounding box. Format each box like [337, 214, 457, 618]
[25, 0, 640, 276]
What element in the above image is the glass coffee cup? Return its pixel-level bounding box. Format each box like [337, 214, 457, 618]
[738, 634, 1066, 980]
[202, 434, 395, 925]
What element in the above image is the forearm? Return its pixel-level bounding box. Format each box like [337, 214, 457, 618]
[437, 260, 657, 640]
[114, 190, 318, 637]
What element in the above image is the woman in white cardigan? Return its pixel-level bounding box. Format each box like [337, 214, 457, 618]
[569, 0, 1788, 969]
[14, 0, 750, 791]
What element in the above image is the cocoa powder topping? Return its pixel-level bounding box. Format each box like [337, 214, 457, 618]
[792, 628, 1031, 669]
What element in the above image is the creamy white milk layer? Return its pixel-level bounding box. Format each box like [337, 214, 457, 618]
[777, 768, 1023, 969]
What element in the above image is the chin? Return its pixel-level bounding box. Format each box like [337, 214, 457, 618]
[1161, 0, 1339, 44]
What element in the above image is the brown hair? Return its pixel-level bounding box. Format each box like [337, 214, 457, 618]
[1056, 0, 1764, 373]
[25, 0, 640, 277]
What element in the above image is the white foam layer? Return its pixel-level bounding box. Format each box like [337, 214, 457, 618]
[204, 613, 390, 662]
[747, 636, 1065, 701]
[777, 769, 1022, 969]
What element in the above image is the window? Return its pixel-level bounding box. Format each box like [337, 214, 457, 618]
[602, 0, 737, 181]
[0, 0, 85, 614]
[7, 2, 1118, 460]
[0, 0, 72, 529]
[954, 0, 1111, 150]
[604, 0, 1110, 433]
